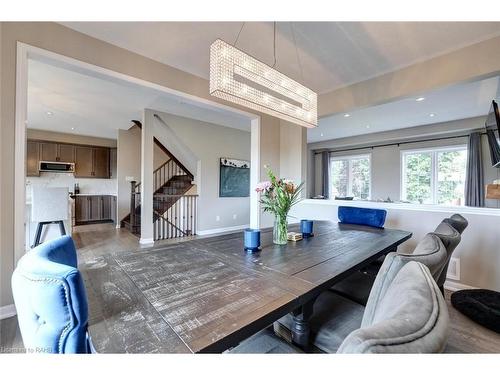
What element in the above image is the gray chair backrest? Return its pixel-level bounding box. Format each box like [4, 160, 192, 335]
[444, 214, 468, 235]
[362, 233, 447, 326]
[399, 233, 448, 279]
[337, 261, 449, 353]
[432, 221, 461, 289]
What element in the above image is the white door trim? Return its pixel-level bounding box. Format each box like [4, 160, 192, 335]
[14, 42, 261, 258]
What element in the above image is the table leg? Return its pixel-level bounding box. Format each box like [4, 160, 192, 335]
[291, 299, 315, 348]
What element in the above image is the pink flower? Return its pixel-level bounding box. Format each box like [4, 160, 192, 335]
[255, 181, 272, 193]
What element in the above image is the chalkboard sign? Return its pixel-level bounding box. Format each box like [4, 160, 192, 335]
[219, 158, 250, 197]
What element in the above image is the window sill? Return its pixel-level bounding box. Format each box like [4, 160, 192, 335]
[300, 199, 500, 216]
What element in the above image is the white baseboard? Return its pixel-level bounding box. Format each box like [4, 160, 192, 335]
[444, 280, 478, 292]
[0, 304, 17, 320]
[197, 224, 249, 236]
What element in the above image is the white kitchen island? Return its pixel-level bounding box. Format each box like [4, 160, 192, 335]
[25, 196, 73, 252]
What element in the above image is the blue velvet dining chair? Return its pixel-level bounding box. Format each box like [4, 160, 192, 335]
[337, 206, 387, 228]
[11, 235, 93, 353]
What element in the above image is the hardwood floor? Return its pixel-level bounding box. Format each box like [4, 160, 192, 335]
[72, 222, 199, 264]
[2, 223, 499, 353]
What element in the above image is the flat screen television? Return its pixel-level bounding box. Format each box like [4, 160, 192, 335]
[485, 100, 500, 168]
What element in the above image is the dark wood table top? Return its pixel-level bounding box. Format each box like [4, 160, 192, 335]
[83, 221, 411, 353]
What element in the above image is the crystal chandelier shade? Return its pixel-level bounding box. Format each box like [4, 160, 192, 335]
[210, 39, 317, 128]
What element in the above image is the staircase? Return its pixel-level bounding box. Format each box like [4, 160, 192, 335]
[121, 122, 198, 240]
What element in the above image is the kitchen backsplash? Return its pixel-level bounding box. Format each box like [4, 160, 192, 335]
[26, 172, 117, 200]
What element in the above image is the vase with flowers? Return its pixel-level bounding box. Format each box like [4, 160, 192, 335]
[255, 167, 303, 245]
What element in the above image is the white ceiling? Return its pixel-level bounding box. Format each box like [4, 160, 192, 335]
[61, 22, 500, 94]
[27, 58, 251, 139]
[309, 76, 500, 143]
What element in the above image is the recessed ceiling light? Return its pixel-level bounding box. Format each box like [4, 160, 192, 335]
[320, 133, 324, 137]
[46, 111, 53, 116]
[366, 125, 370, 129]
[429, 113, 435, 117]
[71, 127, 75, 130]
[343, 113, 350, 118]
[416, 97, 425, 102]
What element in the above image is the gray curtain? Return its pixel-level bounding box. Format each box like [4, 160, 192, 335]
[465, 132, 484, 207]
[321, 151, 330, 198]
[486, 129, 500, 167]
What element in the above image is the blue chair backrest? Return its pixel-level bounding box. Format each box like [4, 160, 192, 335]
[12, 236, 90, 353]
[338, 206, 387, 228]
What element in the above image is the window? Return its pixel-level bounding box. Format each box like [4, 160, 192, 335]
[401, 146, 467, 206]
[330, 154, 371, 199]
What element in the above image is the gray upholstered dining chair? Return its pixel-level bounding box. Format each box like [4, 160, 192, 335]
[275, 234, 450, 353]
[444, 213, 468, 235]
[331, 214, 466, 304]
[432, 217, 464, 294]
[336, 260, 449, 353]
[232, 256, 450, 354]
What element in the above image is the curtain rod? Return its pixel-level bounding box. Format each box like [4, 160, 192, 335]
[313, 131, 487, 155]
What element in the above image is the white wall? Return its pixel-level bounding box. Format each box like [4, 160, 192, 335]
[291, 199, 500, 291]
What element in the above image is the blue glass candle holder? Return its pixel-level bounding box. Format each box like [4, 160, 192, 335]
[244, 229, 261, 253]
[300, 220, 314, 238]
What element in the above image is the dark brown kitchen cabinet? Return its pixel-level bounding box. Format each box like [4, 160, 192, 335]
[93, 148, 110, 178]
[75, 196, 91, 223]
[75, 195, 115, 224]
[88, 196, 102, 221]
[74, 146, 94, 177]
[100, 195, 112, 220]
[26, 141, 40, 177]
[57, 144, 75, 163]
[74, 146, 109, 178]
[40, 142, 58, 162]
[40, 142, 74, 163]
[27, 139, 111, 178]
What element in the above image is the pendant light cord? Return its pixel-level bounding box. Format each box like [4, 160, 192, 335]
[234, 22, 281, 70]
[272, 21, 277, 68]
[234, 22, 245, 46]
[291, 22, 304, 82]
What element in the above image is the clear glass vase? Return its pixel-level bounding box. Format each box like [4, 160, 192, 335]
[273, 214, 288, 245]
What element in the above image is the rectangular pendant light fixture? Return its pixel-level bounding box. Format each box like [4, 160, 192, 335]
[210, 39, 317, 128]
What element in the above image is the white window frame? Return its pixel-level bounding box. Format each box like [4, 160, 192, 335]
[400, 145, 467, 206]
[329, 153, 372, 200]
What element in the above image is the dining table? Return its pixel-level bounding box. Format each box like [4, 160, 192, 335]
[83, 221, 412, 353]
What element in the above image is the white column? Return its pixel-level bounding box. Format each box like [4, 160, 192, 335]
[140, 109, 155, 245]
[250, 118, 261, 229]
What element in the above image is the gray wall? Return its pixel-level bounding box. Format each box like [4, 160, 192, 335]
[309, 116, 500, 208]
